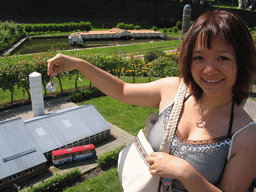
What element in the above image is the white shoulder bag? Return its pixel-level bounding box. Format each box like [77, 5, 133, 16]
[118, 79, 187, 192]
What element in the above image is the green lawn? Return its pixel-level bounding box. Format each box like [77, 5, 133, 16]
[61, 39, 181, 57]
[64, 167, 123, 192]
[79, 95, 158, 136]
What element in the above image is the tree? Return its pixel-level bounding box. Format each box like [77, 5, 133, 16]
[47, 24, 54, 32]
[32, 25, 39, 34]
[116, 22, 125, 29]
[17, 59, 34, 101]
[128, 24, 134, 30]
[124, 24, 129, 30]
[127, 54, 143, 83]
[0, 55, 19, 105]
[134, 25, 141, 30]
[42, 24, 48, 33]
[79, 21, 92, 32]
[151, 26, 157, 31]
[176, 21, 182, 30]
[24, 24, 32, 35]
[63, 23, 70, 32]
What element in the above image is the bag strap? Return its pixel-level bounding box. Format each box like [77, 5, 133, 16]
[143, 112, 159, 139]
[159, 79, 187, 153]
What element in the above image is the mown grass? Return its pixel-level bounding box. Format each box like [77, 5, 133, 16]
[79, 95, 158, 136]
[60, 39, 181, 57]
[64, 167, 123, 192]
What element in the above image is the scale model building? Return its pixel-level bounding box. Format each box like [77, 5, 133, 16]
[0, 72, 111, 190]
[68, 28, 165, 45]
[0, 105, 111, 190]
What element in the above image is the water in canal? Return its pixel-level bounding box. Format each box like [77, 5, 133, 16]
[14, 37, 165, 55]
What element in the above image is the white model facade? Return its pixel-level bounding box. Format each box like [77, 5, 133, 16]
[69, 28, 164, 45]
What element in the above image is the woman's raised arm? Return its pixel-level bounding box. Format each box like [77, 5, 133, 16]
[47, 53, 165, 108]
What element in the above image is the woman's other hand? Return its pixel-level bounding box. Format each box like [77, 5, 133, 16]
[47, 53, 84, 77]
[146, 152, 189, 180]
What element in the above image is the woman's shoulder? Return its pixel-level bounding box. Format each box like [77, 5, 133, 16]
[233, 105, 255, 134]
[157, 77, 183, 111]
[155, 76, 181, 86]
[231, 106, 256, 155]
[155, 77, 182, 93]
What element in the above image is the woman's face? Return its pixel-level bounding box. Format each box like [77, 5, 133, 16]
[191, 34, 237, 99]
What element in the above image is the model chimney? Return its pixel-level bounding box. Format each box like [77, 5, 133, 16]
[29, 72, 45, 117]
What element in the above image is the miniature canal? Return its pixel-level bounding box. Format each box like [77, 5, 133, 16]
[14, 36, 168, 55]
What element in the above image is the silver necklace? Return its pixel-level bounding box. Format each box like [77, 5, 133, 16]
[196, 99, 233, 128]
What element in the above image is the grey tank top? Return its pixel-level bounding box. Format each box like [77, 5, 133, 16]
[147, 100, 232, 191]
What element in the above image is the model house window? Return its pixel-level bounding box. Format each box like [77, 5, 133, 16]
[73, 141, 78, 147]
[0, 180, 4, 185]
[8, 173, 21, 182]
[79, 139, 84, 146]
[84, 138, 89, 144]
[25, 167, 37, 175]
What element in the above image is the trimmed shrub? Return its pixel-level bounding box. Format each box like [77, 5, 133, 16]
[67, 87, 105, 103]
[97, 144, 126, 170]
[79, 21, 92, 32]
[176, 21, 182, 30]
[152, 56, 179, 77]
[173, 26, 179, 33]
[128, 24, 134, 30]
[134, 25, 141, 30]
[116, 22, 125, 29]
[27, 168, 82, 192]
[144, 49, 166, 63]
[151, 26, 158, 31]
[24, 24, 32, 35]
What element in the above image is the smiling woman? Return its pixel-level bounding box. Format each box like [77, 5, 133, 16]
[179, 9, 256, 106]
[47, 9, 256, 192]
[191, 35, 237, 100]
